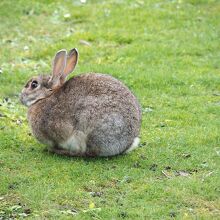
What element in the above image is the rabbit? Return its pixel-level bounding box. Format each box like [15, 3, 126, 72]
[20, 48, 141, 157]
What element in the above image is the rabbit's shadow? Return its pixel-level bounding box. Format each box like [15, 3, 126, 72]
[43, 147, 126, 163]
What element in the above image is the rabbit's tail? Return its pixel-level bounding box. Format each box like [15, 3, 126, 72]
[124, 137, 140, 154]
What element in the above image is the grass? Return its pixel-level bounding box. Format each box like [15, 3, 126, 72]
[0, 0, 220, 219]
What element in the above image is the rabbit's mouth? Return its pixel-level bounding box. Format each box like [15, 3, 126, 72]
[20, 93, 38, 107]
[20, 94, 30, 107]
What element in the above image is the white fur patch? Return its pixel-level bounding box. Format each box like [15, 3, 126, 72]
[26, 99, 37, 107]
[60, 132, 87, 153]
[124, 137, 140, 154]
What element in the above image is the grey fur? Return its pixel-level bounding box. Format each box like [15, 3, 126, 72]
[20, 49, 141, 157]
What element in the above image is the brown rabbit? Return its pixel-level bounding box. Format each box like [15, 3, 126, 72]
[20, 48, 141, 157]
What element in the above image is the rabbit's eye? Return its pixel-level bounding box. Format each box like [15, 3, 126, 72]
[31, 80, 38, 89]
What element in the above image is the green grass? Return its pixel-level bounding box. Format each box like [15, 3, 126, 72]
[0, 0, 220, 219]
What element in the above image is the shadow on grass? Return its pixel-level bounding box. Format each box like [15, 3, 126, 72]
[42, 147, 129, 162]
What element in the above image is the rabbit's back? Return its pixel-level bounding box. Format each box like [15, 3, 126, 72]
[63, 73, 140, 127]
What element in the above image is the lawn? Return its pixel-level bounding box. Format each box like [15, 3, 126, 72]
[0, 0, 220, 219]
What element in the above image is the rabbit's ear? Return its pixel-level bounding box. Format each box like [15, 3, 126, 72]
[52, 49, 67, 78]
[49, 49, 67, 87]
[61, 48, 78, 80]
